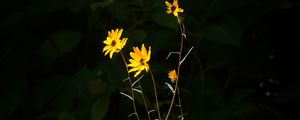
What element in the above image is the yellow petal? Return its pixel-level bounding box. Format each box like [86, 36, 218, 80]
[146, 46, 151, 62]
[173, 0, 178, 7]
[173, 12, 178, 17]
[144, 63, 149, 72]
[133, 47, 143, 57]
[141, 44, 147, 57]
[130, 52, 141, 61]
[103, 46, 110, 52]
[165, 1, 172, 7]
[120, 38, 127, 48]
[109, 49, 114, 59]
[117, 29, 123, 39]
[178, 8, 184, 12]
[134, 70, 142, 77]
[103, 38, 111, 44]
[104, 48, 111, 56]
[129, 65, 141, 73]
[166, 10, 172, 14]
[128, 60, 140, 67]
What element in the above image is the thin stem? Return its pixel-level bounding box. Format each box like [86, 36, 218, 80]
[138, 81, 151, 120]
[149, 69, 161, 120]
[177, 88, 184, 119]
[165, 17, 185, 120]
[120, 52, 140, 120]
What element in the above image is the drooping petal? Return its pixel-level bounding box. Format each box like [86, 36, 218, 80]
[103, 46, 110, 52]
[129, 65, 141, 73]
[144, 63, 149, 72]
[173, 12, 178, 17]
[109, 49, 114, 59]
[134, 70, 142, 77]
[104, 48, 111, 56]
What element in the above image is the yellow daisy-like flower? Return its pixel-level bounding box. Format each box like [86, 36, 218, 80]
[128, 44, 151, 77]
[103, 28, 127, 59]
[168, 69, 178, 83]
[165, 0, 184, 17]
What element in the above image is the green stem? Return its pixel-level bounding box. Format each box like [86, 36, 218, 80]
[120, 52, 140, 120]
[165, 17, 185, 120]
[149, 69, 161, 120]
[138, 81, 151, 120]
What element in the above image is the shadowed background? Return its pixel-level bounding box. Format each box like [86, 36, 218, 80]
[1, 0, 300, 119]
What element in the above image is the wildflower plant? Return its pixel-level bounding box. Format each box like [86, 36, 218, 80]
[128, 44, 151, 78]
[103, 28, 127, 59]
[101, 0, 191, 119]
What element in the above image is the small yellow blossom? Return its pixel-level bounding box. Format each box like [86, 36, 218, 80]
[165, 0, 184, 17]
[103, 28, 127, 59]
[128, 44, 151, 77]
[168, 70, 178, 83]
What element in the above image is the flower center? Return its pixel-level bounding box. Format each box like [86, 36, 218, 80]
[171, 6, 177, 12]
[140, 59, 144, 65]
[111, 40, 116, 46]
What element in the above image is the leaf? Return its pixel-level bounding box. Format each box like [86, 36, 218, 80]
[90, 0, 115, 11]
[70, 67, 96, 96]
[91, 96, 110, 120]
[200, 42, 239, 71]
[28, 0, 68, 16]
[39, 29, 81, 66]
[231, 103, 258, 119]
[51, 30, 81, 54]
[207, 16, 244, 47]
[151, 9, 178, 31]
[128, 29, 147, 42]
[38, 38, 60, 66]
[108, 1, 132, 23]
[0, 76, 27, 120]
[227, 89, 255, 107]
[59, 112, 75, 120]
[33, 75, 66, 105]
[68, 0, 86, 14]
[204, 24, 242, 47]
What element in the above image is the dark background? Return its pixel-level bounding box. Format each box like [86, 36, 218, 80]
[1, 0, 300, 119]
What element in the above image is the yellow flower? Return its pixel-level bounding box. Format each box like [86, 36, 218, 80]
[128, 44, 151, 77]
[165, 0, 184, 17]
[103, 28, 127, 59]
[168, 70, 178, 83]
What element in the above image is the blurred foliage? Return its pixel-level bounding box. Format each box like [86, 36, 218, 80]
[1, 0, 299, 120]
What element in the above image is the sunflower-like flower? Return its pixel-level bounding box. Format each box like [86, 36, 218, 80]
[165, 0, 184, 17]
[103, 28, 127, 59]
[168, 69, 178, 83]
[128, 44, 151, 77]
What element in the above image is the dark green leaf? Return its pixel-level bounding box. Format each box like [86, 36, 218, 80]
[39, 30, 81, 66]
[90, 0, 115, 11]
[59, 112, 75, 120]
[151, 4, 178, 31]
[33, 75, 66, 105]
[129, 29, 147, 42]
[51, 30, 81, 54]
[28, 0, 68, 16]
[91, 96, 110, 120]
